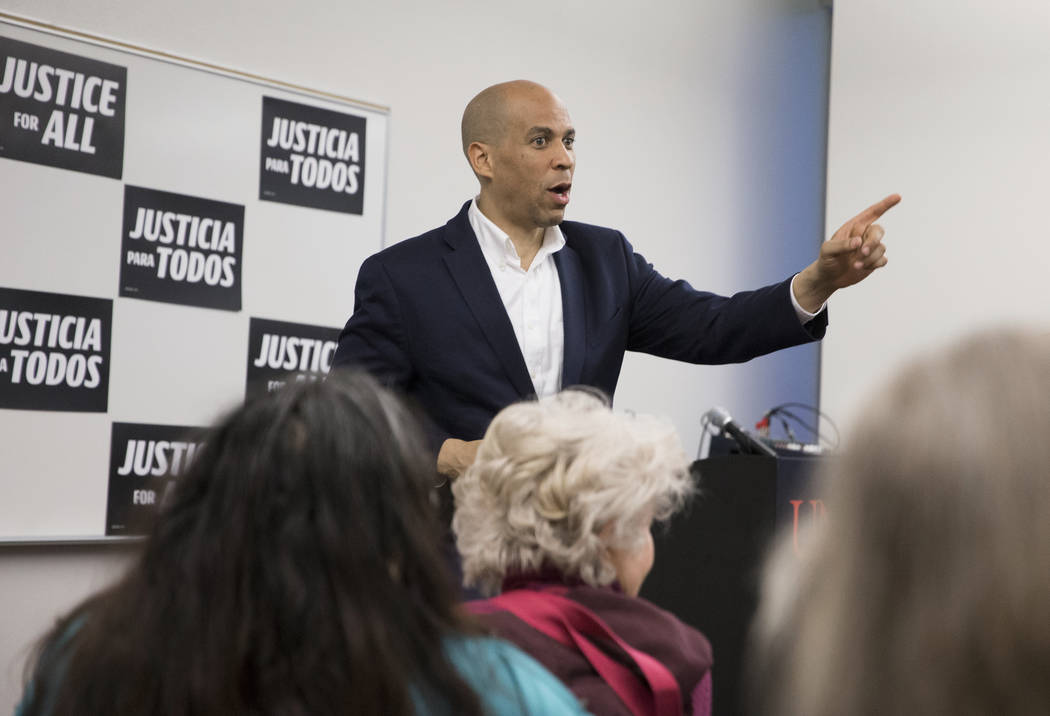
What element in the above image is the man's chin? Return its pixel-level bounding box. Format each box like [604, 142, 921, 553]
[541, 208, 567, 227]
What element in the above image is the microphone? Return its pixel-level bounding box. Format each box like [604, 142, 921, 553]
[704, 406, 778, 458]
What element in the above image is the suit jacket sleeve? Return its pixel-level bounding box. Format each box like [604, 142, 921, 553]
[331, 255, 451, 451]
[620, 235, 827, 363]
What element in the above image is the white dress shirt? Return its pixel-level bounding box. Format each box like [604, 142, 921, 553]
[469, 199, 565, 398]
[468, 198, 824, 399]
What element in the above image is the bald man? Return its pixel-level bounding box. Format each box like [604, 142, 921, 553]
[333, 80, 899, 477]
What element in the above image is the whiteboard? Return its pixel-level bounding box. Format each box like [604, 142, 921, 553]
[0, 16, 389, 540]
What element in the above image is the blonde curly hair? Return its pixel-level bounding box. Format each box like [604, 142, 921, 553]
[452, 390, 693, 596]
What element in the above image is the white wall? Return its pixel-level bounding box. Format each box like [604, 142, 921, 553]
[821, 1, 1050, 433]
[0, 0, 830, 709]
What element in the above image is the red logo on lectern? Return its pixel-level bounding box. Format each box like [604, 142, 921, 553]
[790, 499, 827, 554]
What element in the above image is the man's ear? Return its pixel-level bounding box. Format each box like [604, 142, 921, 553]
[468, 141, 494, 180]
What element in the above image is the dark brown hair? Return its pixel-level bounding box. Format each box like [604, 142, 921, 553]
[21, 371, 483, 715]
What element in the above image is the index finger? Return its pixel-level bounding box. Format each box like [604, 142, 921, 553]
[850, 193, 901, 229]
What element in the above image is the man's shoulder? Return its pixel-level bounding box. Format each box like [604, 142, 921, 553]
[366, 225, 447, 266]
[559, 218, 625, 243]
[559, 219, 635, 267]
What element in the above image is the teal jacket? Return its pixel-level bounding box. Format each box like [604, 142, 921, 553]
[427, 636, 592, 715]
[17, 629, 590, 716]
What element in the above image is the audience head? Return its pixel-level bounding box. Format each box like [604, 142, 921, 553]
[751, 329, 1050, 716]
[453, 389, 693, 596]
[21, 371, 484, 716]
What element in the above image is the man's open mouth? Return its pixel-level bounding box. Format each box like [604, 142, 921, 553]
[549, 183, 572, 205]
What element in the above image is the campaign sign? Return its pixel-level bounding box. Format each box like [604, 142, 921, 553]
[259, 96, 367, 215]
[0, 286, 112, 412]
[245, 317, 339, 401]
[0, 35, 126, 179]
[119, 185, 244, 311]
[106, 422, 207, 536]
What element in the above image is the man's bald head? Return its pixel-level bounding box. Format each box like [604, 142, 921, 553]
[460, 80, 559, 157]
[459, 80, 576, 234]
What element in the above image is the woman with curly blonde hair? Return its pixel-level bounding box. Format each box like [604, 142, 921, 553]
[453, 389, 712, 716]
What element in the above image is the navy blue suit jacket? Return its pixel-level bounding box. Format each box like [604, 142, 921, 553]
[333, 202, 826, 447]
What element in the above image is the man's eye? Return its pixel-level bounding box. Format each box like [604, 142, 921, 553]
[564, 137, 575, 149]
[532, 136, 547, 147]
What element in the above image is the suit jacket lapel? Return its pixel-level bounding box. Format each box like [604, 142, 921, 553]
[442, 204, 535, 398]
[554, 243, 586, 388]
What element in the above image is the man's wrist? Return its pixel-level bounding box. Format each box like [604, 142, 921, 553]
[792, 265, 833, 316]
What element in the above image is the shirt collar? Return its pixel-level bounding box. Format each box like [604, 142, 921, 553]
[469, 197, 565, 270]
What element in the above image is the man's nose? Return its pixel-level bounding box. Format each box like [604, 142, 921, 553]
[552, 143, 574, 170]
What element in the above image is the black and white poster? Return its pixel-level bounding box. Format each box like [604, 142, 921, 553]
[259, 96, 367, 215]
[0, 18, 386, 540]
[0, 286, 112, 412]
[105, 421, 207, 536]
[119, 185, 245, 311]
[245, 317, 339, 400]
[0, 35, 126, 179]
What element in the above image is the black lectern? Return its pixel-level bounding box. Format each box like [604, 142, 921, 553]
[640, 453, 826, 716]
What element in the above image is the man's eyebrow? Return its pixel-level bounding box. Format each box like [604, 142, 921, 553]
[526, 126, 576, 136]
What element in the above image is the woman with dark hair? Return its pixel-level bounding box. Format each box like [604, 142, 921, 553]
[17, 372, 588, 716]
